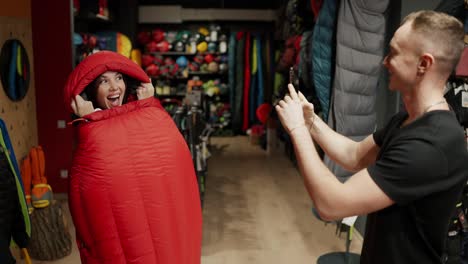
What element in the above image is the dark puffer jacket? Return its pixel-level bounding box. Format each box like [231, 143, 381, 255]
[0, 120, 30, 264]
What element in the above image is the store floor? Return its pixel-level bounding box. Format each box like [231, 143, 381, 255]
[27, 136, 362, 264]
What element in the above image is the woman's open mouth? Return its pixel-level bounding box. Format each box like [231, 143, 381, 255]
[107, 94, 121, 107]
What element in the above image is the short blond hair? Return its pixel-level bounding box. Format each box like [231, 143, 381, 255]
[402, 10, 464, 74]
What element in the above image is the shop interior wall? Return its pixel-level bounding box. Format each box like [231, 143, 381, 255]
[31, 0, 138, 193]
[31, 0, 74, 193]
[0, 1, 39, 164]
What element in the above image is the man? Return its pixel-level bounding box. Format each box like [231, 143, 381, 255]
[276, 10, 468, 264]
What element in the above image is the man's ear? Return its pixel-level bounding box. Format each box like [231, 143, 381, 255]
[417, 53, 434, 75]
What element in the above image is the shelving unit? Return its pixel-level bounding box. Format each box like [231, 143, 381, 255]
[149, 72, 227, 79]
[74, 13, 111, 23]
[188, 71, 227, 76]
[151, 51, 225, 56]
[136, 23, 232, 134]
[72, 1, 139, 67]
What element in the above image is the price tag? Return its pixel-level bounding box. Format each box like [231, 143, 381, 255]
[462, 91, 468, 108]
[342, 215, 358, 227]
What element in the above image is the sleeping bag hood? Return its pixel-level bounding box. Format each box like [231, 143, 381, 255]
[64, 51, 202, 264]
[64, 51, 150, 113]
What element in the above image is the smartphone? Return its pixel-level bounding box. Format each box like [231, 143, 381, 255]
[289, 67, 298, 92]
[289, 67, 294, 85]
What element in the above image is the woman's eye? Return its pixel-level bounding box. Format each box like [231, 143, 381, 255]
[98, 79, 108, 86]
[116, 75, 122, 81]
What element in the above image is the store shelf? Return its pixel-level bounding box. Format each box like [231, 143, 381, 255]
[188, 72, 227, 75]
[150, 72, 227, 80]
[151, 51, 226, 56]
[139, 24, 232, 146]
[157, 94, 186, 98]
[150, 76, 189, 80]
[152, 51, 195, 56]
[74, 12, 111, 23]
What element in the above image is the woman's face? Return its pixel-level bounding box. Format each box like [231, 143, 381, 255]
[95, 71, 126, 109]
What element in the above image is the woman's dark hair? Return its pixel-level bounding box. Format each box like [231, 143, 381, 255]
[81, 73, 140, 108]
[72, 74, 141, 122]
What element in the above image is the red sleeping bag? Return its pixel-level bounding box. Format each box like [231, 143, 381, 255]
[64, 51, 202, 264]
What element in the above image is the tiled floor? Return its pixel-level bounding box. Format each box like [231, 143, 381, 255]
[14, 136, 362, 263]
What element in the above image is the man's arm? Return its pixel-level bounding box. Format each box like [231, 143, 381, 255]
[296, 89, 379, 171]
[308, 114, 379, 172]
[290, 125, 394, 221]
[275, 85, 393, 220]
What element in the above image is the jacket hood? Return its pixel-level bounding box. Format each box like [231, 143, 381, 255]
[64, 51, 150, 113]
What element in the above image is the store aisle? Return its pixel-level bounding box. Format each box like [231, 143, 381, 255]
[201, 136, 362, 264]
[21, 136, 362, 264]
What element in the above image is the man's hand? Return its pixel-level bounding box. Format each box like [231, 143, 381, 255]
[275, 84, 306, 134]
[71, 94, 94, 117]
[136, 82, 155, 100]
[297, 91, 316, 129]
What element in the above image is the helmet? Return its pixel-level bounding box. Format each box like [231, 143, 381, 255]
[197, 42, 208, 53]
[207, 62, 219, 73]
[176, 56, 188, 68]
[207, 42, 217, 52]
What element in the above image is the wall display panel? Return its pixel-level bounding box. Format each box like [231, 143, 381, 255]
[0, 16, 38, 163]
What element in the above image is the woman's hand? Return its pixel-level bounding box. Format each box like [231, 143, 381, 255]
[136, 82, 155, 100]
[71, 94, 94, 117]
[275, 84, 306, 135]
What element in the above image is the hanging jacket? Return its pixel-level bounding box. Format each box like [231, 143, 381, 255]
[298, 30, 316, 103]
[264, 33, 273, 104]
[256, 35, 264, 115]
[228, 32, 237, 117]
[63, 51, 202, 264]
[324, 0, 390, 182]
[249, 36, 259, 125]
[0, 119, 30, 264]
[233, 32, 245, 133]
[242, 32, 252, 132]
[435, 0, 465, 22]
[311, 0, 339, 122]
[311, 0, 324, 20]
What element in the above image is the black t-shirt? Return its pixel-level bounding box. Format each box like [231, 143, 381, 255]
[362, 110, 468, 264]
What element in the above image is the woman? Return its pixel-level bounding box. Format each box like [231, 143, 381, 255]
[71, 71, 153, 115]
[64, 51, 202, 264]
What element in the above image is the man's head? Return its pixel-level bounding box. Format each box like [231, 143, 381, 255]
[383, 11, 464, 91]
[403, 11, 464, 75]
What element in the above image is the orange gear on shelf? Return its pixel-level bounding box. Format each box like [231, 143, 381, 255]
[29, 146, 53, 208]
